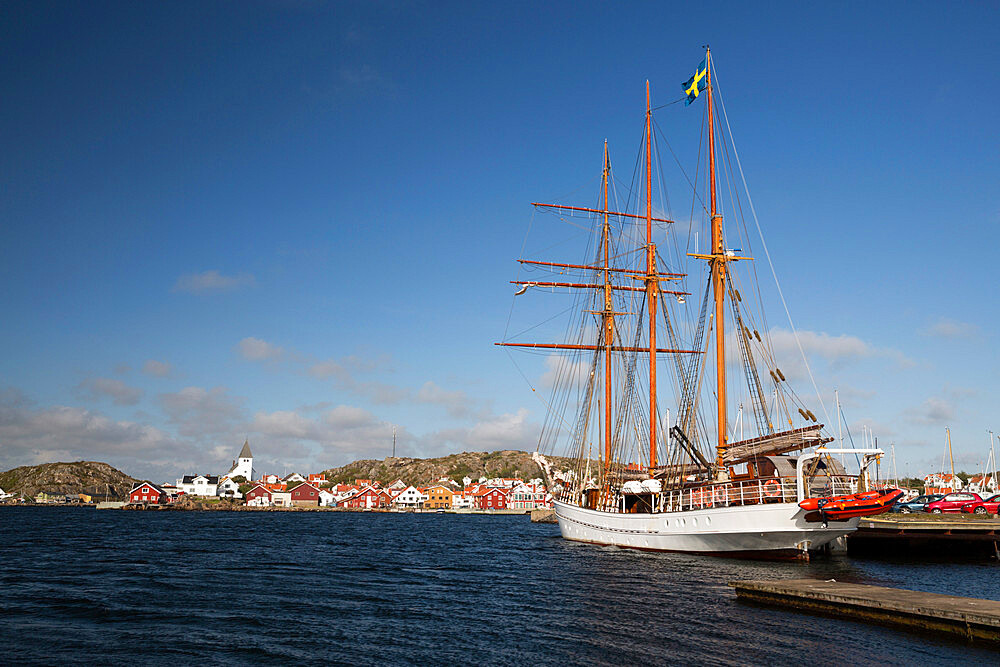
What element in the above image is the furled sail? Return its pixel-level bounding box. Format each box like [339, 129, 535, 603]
[722, 424, 833, 467]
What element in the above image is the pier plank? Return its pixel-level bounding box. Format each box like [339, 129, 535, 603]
[730, 579, 1000, 645]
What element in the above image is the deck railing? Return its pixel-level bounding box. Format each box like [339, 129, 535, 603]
[660, 476, 857, 513]
[559, 475, 860, 513]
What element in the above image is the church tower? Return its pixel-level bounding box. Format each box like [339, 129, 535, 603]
[227, 439, 254, 481]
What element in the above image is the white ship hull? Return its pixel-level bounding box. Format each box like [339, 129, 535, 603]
[554, 499, 857, 559]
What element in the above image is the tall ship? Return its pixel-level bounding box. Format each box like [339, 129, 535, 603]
[499, 49, 899, 559]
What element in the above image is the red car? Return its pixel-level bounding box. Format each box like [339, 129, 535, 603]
[960, 493, 1000, 516]
[925, 492, 982, 513]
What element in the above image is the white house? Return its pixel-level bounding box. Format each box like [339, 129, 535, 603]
[451, 492, 472, 509]
[283, 472, 306, 483]
[391, 486, 424, 508]
[217, 476, 243, 499]
[508, 482, 548, 510]
[272, 491, 292, 507]
[967, 474, 998, 495]
[318, 489, 336, 507]
[177, 475, 219, 496]
[387, 479, 407, 491]
[923, 473, 963, 494]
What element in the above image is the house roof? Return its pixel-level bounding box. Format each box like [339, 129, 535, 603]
[182, 475, 220, 484]
[239, 439, 253, 459]
[130, 481, 165, 494]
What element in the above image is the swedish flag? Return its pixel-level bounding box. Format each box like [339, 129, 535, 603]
[682, 59, 707, 105]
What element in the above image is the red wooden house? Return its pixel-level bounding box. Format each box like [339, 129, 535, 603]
[474, 487, 509, 510]
[338, 485, 391, 509]
[290, 482, 321, 507]
[245, 483, 273, 505]
[129, 482, 165, 504]
[308, 473, 327, 486]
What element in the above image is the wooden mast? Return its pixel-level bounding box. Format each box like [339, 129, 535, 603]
[706, 47, 727, 475]
[646, 81, 658, 474]
[602, 141, 613, 470]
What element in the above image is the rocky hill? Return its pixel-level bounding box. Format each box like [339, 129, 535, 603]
[0, 461, 137, 500]
[321, 450, 576, 487]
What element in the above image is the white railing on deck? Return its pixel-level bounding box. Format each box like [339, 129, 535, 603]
[558, 475, 858, 514]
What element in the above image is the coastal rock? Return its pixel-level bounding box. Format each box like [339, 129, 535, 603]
[0, 461, 136, 500]
[321, 450, 576, 487]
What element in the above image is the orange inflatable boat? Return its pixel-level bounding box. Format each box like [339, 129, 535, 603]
[798, 488, 904, 521]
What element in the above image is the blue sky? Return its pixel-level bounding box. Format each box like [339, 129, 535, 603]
[1, 1, 997, 482]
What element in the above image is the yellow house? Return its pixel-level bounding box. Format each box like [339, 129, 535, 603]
[424, 484, 453, 509]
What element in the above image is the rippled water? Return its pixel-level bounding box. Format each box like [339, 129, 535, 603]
[1, 507, 997, 664]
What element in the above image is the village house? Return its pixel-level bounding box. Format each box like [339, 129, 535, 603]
[338, 485, 391, 509]
[424, 484, 453, 509]
[283, 472, 307, 483]
[129, 482, 165, 504]
[474, 487, 509, 510]
[218, 476, 243, 499]
[260, 474, 282, 485]
[245, 483, 273, 507]
[177, 474, 219, 497]
[508, 482, 548, 510]
[387, 479, 407, 491]
[391, 485, 424, 509]
[290, 482, 321, 507]
[967, 474, 998, 495]
[272, 490, 292, 507]
[319, 489, 336, 506]
[924, 473, 963, 494]
[308, 473, 327, 486]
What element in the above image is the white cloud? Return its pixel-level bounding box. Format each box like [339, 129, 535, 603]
[173, 270, 255, 294]
[0, 396, 180, 475]
[539, 354, 593, 390]
[142, 360, 172, 377]
[415, 381, 478, 418]
[78, 377, 143, 406]
[922, 318, 979, 339]
[236, 337, 284, 361]
[906, 396, 956, 425]
[158, 386, 246, 437]
[424, 409, 537, 456]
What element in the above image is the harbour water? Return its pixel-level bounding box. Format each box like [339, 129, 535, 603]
[2, 507, 997, 664]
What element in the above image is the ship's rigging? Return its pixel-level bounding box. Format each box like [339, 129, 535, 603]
[499, 49, 836, 499]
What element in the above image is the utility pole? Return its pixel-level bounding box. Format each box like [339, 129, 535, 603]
[392, 426, 396, 458]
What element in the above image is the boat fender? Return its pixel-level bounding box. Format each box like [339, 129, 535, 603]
[776, 368, 786, 381]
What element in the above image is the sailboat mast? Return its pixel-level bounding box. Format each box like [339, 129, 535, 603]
[646, 81, 658, 473]
[602, 141, 613, 469]
[706, 48, 727, 472]
[947, 427, 955, 481]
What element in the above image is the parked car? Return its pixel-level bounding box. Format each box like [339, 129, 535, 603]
[959, 493, 1000, 516]
[892, 494, 943, 513]
[924, 492, 983, 514]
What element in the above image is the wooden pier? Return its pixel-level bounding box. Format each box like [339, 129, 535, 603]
[847, 515, 1000, 559]
[731, 579, 1000, 645]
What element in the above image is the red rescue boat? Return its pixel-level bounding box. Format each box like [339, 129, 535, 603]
[798, 488, 905, 521]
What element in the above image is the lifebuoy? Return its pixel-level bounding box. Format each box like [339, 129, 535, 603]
[691, 488, 710, 508]
[763, 479, 782, 500]
[714, 484, 732, 506]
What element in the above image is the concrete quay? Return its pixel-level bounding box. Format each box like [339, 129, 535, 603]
[731, 578, 1000, 646]
[847, 515, 1000, 559]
